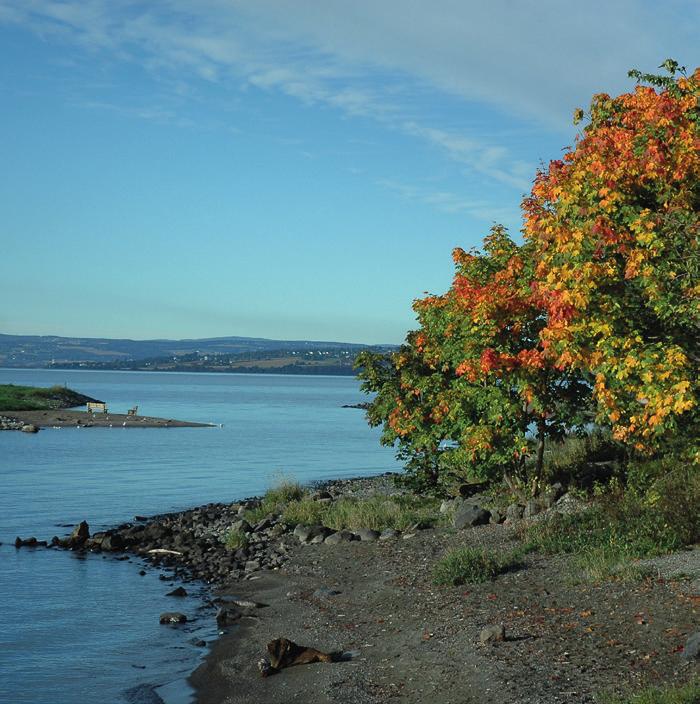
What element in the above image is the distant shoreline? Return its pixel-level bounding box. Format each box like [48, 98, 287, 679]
[0, 365, 359, 378]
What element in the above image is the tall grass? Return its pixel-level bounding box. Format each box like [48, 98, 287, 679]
[282, 494, 445, 532]
[243, 478, 307, 524]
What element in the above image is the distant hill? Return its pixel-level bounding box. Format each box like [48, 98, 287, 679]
[0, 334, 396, 375]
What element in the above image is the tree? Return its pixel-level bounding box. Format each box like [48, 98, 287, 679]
[358, 227, 589, 494]
[523, 63, 699, 458]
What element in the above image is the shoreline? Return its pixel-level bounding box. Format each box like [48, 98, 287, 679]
[1, 409, 215, 429]
[24, 474, 700, 704]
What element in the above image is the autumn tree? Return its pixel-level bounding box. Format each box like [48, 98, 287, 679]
[523, 62, 700, 458]
[358, 227, 589, 494]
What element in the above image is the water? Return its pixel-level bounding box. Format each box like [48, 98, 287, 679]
[0, 369, 399, 703]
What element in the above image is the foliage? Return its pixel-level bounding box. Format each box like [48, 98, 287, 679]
[358, 64, 699, 491]
[357, 227, 590, 494]
[524, 464, 700, 580]
[432, 546, 527, 585]
[523, 64, 700, 459]
[601, 676, 700, 704]
[282, 494, 445, 532]
[542, 429, 625, 486]
[224, 528, 249, 550]
[0, 384, 91, 412]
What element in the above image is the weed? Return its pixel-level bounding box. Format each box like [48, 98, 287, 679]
[433, 546, 527, 586]
[224, 529, 248, 551]
[600, 677, 700, 704]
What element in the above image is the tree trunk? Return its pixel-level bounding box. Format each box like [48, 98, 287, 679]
[533, 419, 547, 494]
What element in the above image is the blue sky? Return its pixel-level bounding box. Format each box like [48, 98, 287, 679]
[0, 1, 697, 344]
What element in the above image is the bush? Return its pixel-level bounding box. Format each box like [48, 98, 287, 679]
[433, 546, 527, 586]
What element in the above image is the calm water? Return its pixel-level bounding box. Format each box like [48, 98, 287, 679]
[0, 369, 399, 704]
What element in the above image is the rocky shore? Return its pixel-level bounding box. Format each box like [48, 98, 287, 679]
[15, 474, 700, 703]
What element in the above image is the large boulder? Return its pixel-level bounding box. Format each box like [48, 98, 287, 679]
[453, 503, 491, 529]
[69, 521, 90, 546]
[159, 612, 187, 625]
[294, 524, 331, 544]
[324, 531, 355, 545]
[505, 504, 524, 524]
[354, 528, 380, 542]
[683, 631, 700, 660]
[21, 424, 39, 433]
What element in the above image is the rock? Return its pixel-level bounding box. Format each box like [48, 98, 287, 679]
[458, 482, 486, 499]
[523, 499, 540, 519]
[191, 639, 207, 648]
[439, 499, 454, 514]
[69, 521, 90, 546]
[313, 586, 341, 599]
[159, 612, 187, 625]
[216, 607, 241, 626]
[682, 631, 700, 660]
[324, 530, 355, 545]
[101, 533, 124, 551]
[479, 624, 506, 644]
[230, 519, 251, 534]
[505, 503, 524, 523]
[354, 528, 380, 541]
[312, 490, 333, 501]
[166, 586, 188, 597]
[14, 536, 44, 548]
[233, 548, 249, 561]
[253, 517, 274, 533]
[554, 493, 587, 515]
[21, 424, 39, 433]
[294, 525, 331, 544]
[453, 504, 491, 529]
[489, 509, 504, 524]
[379, 528, 400, 540]
[245, 559, 261, 572]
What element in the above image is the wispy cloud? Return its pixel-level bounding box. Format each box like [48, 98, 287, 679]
[377, 178, 518, 224]
[2, 0, 696, 206]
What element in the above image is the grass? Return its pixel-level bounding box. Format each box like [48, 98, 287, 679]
[242, 479, 308, 524]
[433, 546, 528, 586]
[0, 384, 93, 412]
[601, 678, 700, 704]
[281, 494, 446, 532]
[224, 528, 249, 551]
[523, 464, 700, 582]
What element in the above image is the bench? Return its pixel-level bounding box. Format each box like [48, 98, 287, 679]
[86, 402, 108, 414]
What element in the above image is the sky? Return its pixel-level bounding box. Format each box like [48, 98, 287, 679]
[0, 1, 697, 344]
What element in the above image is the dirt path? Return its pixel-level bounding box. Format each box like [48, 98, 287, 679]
[191, 527, 699, 704]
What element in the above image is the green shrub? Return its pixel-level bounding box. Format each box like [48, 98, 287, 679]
[433, 546, 526, 586]
[601, 677, 700, 704]
[224, 529, 248, 550]
[524, 466, 700, 581]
